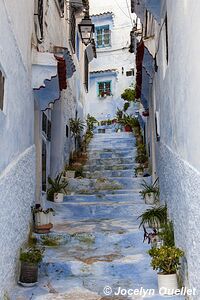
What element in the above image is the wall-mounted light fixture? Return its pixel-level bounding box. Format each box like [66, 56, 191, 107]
[78, 15, 94, 46]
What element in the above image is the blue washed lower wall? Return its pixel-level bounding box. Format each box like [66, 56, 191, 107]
[158, 142, 200, 299]
[0, 145, 36, 298]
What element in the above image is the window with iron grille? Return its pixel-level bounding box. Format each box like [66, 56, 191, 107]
[98, 81, 111, 97]
[42, 140, 47, 192]
[70, 6, 76, 52]
[165, 14, 169, 63]
[0, 70, 5, 111]
[66, 125, 69, 138]
[126, 69, 134, 77]
[38, 0, 43, 41]
[57, 0, 64, 14]
[84, 52, 89, 92]
[47, 119, 51, 141]
[42, 112, 51, 141]
[96, 25, 111, 48]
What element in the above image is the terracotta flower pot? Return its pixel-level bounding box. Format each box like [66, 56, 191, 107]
[125, 125, 132, 132]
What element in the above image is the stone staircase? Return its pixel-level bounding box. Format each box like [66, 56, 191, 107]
[12, 129, 183, 300]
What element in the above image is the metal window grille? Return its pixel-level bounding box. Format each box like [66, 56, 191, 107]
[96, 26, 111, 48]
[98, 81, 111, 97]
[38, 0, 43, 40]
[84, 52, 89, 92]
[70, 6, 76, 51]
[0, 70, 5, 111]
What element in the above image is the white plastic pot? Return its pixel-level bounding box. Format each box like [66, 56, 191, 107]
[158, 273, 178, 294]
[145, 192, 155, 204]
[54, 193, 64, 203]
[35, 212, 49, 226]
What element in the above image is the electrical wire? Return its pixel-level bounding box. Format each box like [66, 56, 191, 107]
[114, 0, 132, 20]
[125, 0, 134, 27]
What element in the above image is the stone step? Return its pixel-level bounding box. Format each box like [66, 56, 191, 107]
[52, 203, 146, 220]
[84, 169, 135, 178]
[88, 150, 136, 159]
[63, 193, 142, 203]
[86, 157, 135, 165]
[83, 163, 135, 171]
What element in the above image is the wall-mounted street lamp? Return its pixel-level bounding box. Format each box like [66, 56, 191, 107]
[78, 15, 94, 46]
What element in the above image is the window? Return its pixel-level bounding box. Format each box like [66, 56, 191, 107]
[76, 32, 80, 60]
[165, 14, 169, 63]
[57, 0, 64, 15]
[0, 70, 5, 111]
[84, 51, 89, 92]
[66, 125, 69, 138]
[126, 69, 134, 77]
[70, 6, 76, 52]
[42, 112, 51, 141]
[34, 0, 44, 43]
[42, 140, 47, 192]
[96, 25, 111, 48]
[98, 81, 111, 97]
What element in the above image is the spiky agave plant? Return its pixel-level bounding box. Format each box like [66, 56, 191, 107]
[139, 180, 159, 199]
[47, 172, 68, 201]
[138, 204, 167, 228]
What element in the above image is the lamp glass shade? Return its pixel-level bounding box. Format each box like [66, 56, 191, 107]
[78, 16, 94, 46]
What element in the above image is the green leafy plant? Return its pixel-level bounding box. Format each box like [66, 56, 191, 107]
[148, 246, 184, 274]
[140, 180, 159, 199]
[69, 118, 85, 138]
[116, 108, 123, 121]
[123, 102, 130, 111]
[135, 165, 144, 175]
[20, 247, 44, 264]
[107, 119, 112, 125]
[41, 236, 61, 247]
[135, 153, 148, 164]
[121, 88, 135, 102]
[119, 114, 140, 130]
[47, 172, 68, 201]
[137, 144, 146, 155]
[86, 114, 97, 131]
[159, 221, 175, 247]
[138, 205, 167, 228]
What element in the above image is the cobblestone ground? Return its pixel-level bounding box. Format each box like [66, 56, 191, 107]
[12, 130, 184, 300]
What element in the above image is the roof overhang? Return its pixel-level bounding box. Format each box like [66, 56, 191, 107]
[32, 51, 60, 111]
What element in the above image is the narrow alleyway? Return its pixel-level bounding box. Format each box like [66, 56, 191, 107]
[12, 129, 183, 300]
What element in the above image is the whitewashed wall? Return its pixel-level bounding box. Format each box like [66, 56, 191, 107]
[0, 0, 35, 297]
[150, 1, 200, 297]
[87, 0, 135, 120]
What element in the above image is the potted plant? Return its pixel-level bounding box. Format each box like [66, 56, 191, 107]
[135, 153, 148, 164]
[47, 172, 68, 203]
[19, 246, 44, 286]
[142, 109, 149, 117]
[86, 114, 97, 132]
[148, 246, 184, 294]
[138, 205, 167, 229]
[33, 207, 55, 234]
[63, 169, 76, 179]
[69, 117, 85, 151]
[134, 165, 144, 177]
[140, 180, 159, 204]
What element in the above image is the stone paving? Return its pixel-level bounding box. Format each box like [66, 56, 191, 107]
[12, 130, 184, 300]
